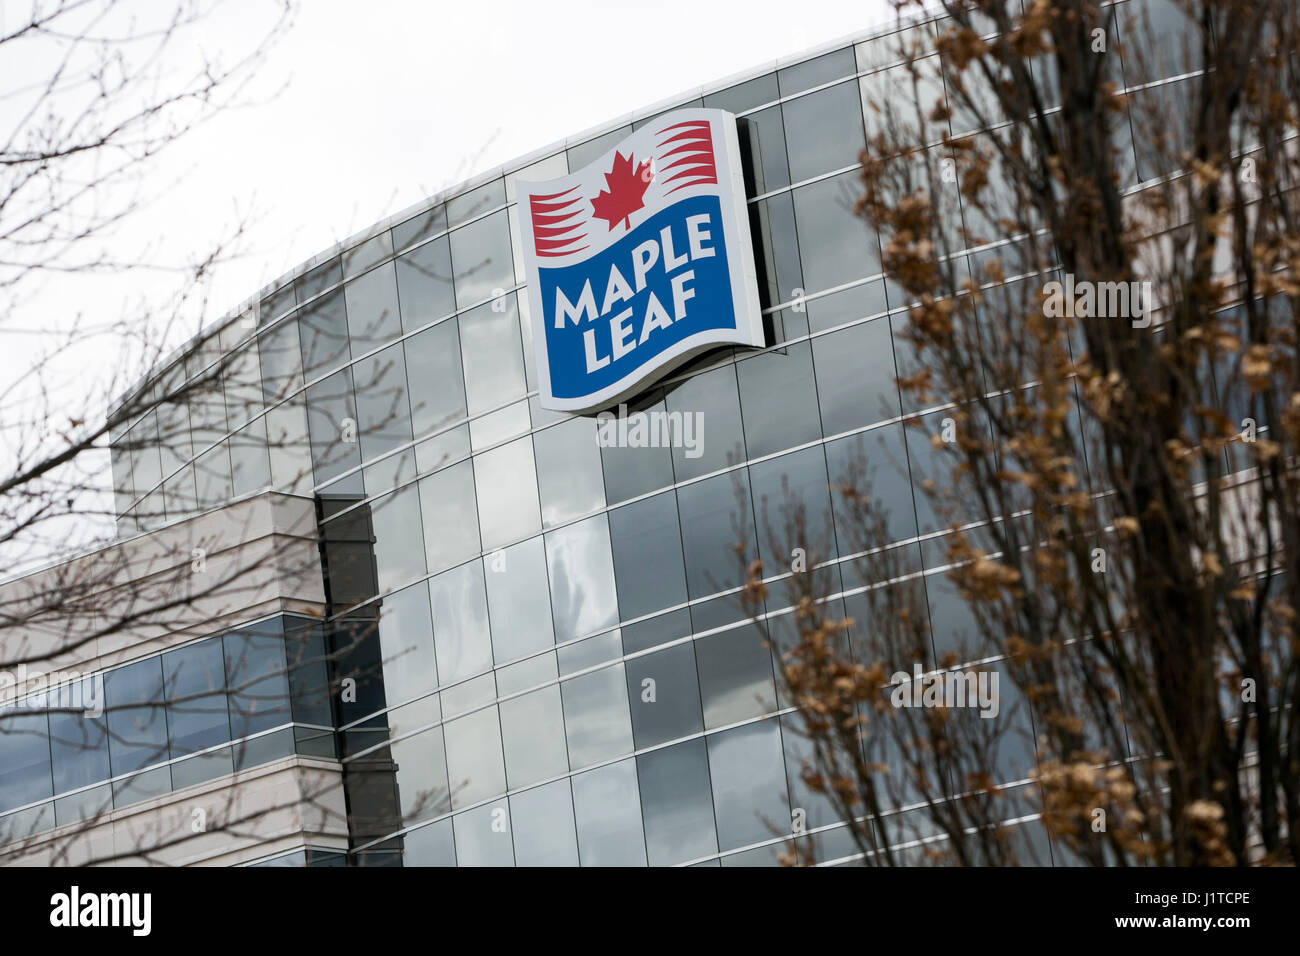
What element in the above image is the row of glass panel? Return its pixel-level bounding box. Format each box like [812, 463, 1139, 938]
[0, 615, 332, 836]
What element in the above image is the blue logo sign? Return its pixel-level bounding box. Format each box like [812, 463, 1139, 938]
[517, 109, 763, 413]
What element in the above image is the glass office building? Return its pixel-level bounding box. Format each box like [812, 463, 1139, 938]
[1, 1, 1197, 865]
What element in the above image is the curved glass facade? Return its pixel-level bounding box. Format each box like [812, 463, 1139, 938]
[92, 1, 1195, 865]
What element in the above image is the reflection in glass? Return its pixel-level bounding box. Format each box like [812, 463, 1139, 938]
[638, 738, 719, 865]
[544, 514, 618, 645]
[443, 707, 507, 810]
[473, 436, 540, 551]
[485, 536, 554, 663]
[510, 779, 579, 866]
[418, 460, 481, 573]
[560, 664, 633, 770]
[428, 559, 493, 685]
[499, 686, 569, 789]
[707, 718, 789, 851]
[571, 758, 647, 866]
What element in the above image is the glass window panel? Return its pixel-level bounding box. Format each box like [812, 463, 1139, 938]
[162, 464, 198, 521]
[748, 446, 837, 565]
[194, 442, 233, 509]
[778, 47, 856, 96]
[352, 343, 414, 463]
[377, 582, 438, 708]
[403, 817, 457, 866]
[223, 342, 264, 429]
[224, 619, 292, 739]
[105, 656, 170, 775]
[418, 460, 481, 573]
[781, 711, 848, 837]
[110, 442, 134, 515]
[544, 514, 619, 644]
[162, 638, 231, 758]
[370, 485, 426, 594]
[284, 618, 332, 728]
[345, 261, 402, 354]
[395, 235, 455, 332]
[450, 209, 514, 310]
[1131, 79, 1194, 182]
[663, 362, 745, 481]
[510, 779, 579, 866]
[343, 231, 393, 280]
[265, 399, 313, 495]
[156, 394, 192, 479]
[294, 257, 341, 303]
[925, 568, 981, 662]
[392, 204, 448, 253]
[825, 425, 917, 550]
[608, 491, 688, 619]
[782, 80, 865, 183]
[696, 623, 777, 728]
[904, 408, 990, 535]
[499, 685, 569, 789]
[485, 536, 554, 663]
[859, 58, 948, 143]
[625, 641, 704, 749]
[391, 725, 450, 824]
[229, 417, 271, 497]
[703, 72, 778, 113]
[473, 436, 541, 551]
[258, 317, 304, 404]
[416, 424, 470, 475]
[429, 560, 493, 684]
[260, 283, 296, 324]
[560, 663, 634, 770]
[452, 798, 514, 865]
[55, 784, 110, 831]
[677, 470, 756, 600]
[444, 707, 507, 809]
[534, 417, 605, 527]
[405, 317, 467, 437]
[792, 170, 881, 294]
[297, 288, 350, 381]
[814, 317, 900, 435]
[459, 296, 526, 415]
[446, 177, 504, 228]
[737, 340, 822, 459]
[0, 712, 53, 813]
[1121, 0, 1198, 85]
[707, 717, 789, 851]
[136, 487, 166, 531]
[48, 690, 110, 795]
[571, 758, 647, 866]
[638, 738, 719, 865]
[304, 368, 361, 487]
[599, 396, 676, 504]
[128, 413, 164, 494]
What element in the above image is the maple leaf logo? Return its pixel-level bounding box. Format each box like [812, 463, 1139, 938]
[591, 151, 652, 231]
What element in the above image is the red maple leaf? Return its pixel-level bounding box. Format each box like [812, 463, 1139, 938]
[591, 151, 652, 231]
